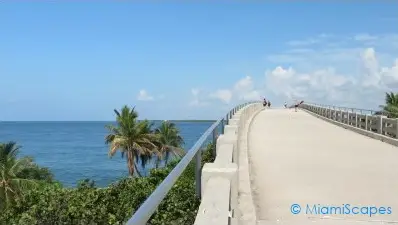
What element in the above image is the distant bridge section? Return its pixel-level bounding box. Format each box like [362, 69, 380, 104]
[301, 103, 398, 146]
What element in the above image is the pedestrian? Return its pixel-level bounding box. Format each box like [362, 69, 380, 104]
[295, 100, 304, 112]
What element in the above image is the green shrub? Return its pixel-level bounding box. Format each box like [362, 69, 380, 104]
[0, 142, 216, 225]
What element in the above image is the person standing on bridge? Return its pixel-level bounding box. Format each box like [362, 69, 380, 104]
[294, 100, 304, 112]
[284, 101, 287, 108]
[263, 98, 267, 107]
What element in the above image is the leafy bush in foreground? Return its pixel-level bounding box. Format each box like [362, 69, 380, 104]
[0, 142, 215, 225]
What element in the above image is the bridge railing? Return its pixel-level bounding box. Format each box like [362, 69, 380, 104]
[301, 102, 398, 141]
[303, 102, 381, 115]
[127, 101, 260, 225]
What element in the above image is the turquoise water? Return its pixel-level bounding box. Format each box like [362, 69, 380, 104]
[0, 121, 213, 187]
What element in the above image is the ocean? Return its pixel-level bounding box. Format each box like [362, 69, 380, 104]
[0, 121, 214, 187]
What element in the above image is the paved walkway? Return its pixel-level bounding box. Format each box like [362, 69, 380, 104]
[248, 108, 398, 225]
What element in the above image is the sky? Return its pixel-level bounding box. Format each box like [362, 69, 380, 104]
[1, 2, 398, 121]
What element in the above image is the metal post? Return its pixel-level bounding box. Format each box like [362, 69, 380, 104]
[221, 119, 225, 134]
[212, 129, 217, 157]
[195, 150, 202, 198]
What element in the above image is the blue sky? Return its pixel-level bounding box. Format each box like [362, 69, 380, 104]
[1, 2, 398, 120]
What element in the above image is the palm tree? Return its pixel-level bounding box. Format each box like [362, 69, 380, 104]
[379, 92, 398, 118]
[154, 121, 185, 167]
[105, 106, 159, 177]
[0, 142, 37, 210]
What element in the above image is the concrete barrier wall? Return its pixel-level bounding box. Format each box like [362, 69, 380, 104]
[301, 103, 398, 147]
[194, 103, 263, 225]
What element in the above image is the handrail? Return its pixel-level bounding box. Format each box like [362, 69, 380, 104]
[300, 102, 398, 145]
[126, 101, 259, 225]
[304, 102, 381, 115]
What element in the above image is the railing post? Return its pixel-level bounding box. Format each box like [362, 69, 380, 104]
[221, 119, 225, 134]
[365, 115, 368, 131]
[195, 150, 202, 198]
[378, 116, 384, 134]
[355, 113, 358, 127]
[333, 106, 336, 120]
[396, 120, 398, 138]
[327, 106, 330, 118]
[339, 108, 342, 122]
[212, 129, 217, 157]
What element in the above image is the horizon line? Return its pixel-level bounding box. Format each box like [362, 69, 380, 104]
[0, 119, 217, 122]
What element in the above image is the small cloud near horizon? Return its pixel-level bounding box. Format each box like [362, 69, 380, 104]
[137, 89, 154, 101]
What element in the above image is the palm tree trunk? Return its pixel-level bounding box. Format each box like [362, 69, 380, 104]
[127, 150, 134, 176]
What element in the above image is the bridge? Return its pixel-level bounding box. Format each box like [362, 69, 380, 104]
[127, 102, 398, 225]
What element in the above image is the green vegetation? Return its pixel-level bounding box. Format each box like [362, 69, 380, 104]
[0, 142, 39, 210]
[379, 92, 398, 118]
[105, 106, 187, 176]
[154, 120, 185, 167]
[0, 105, 216, 225]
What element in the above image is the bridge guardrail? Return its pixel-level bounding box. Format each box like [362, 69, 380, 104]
[303, 102, 381, 115]
[300, 102, 398, 144]
[127, 101, 260, 225]
[194, 101, 263, 225]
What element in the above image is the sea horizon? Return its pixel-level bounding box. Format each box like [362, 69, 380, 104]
[0, 119, 217, 122]
[0, 120, 215, 187]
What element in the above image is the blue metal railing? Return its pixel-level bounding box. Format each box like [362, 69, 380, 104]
[126, 101, 258, 225]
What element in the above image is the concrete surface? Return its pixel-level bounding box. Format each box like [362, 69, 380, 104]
[237, 105, 263, 225]
[194, 103, 263, 225]
[248, 109, 398, 225]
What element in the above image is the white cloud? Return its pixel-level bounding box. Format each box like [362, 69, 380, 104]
[137, 89, 154, 101]
[287, 38, 320, 46]
[354, 33, 378, 42]
[203, 76, 262, 105]
[191, 88, 200, 97]
[381, 59, 398, 88]
[189, 33, 398, 109]
[233, 76, 261, 101]
[265, 46, 398, 108]
[189, 88, 208, 107]
[209, 89, 233, 104]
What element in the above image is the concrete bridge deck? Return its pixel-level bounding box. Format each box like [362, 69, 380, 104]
[248, 108, 398, 225]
